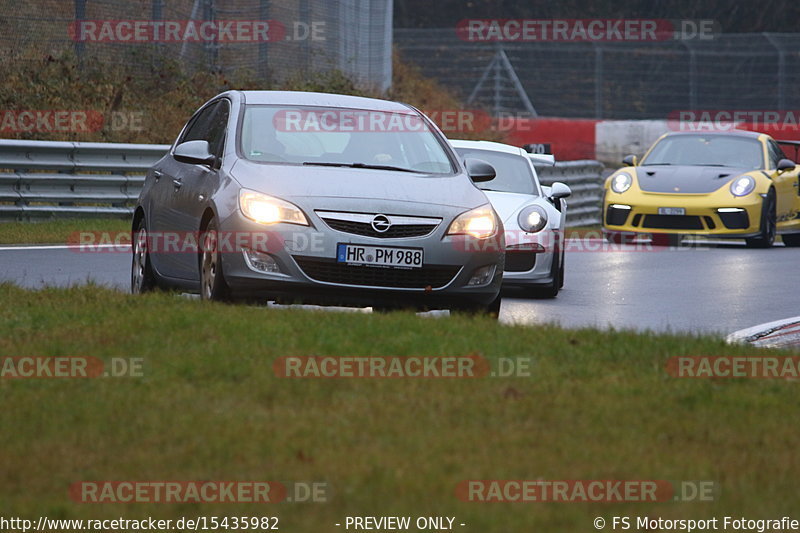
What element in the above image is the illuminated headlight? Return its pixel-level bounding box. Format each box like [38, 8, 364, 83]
[239, 189, 308, 225]
[517, 205, 548, 233]
[729, 176, 755, 197]
[611, 172, 633, 193]
[447, 204, 498, 239]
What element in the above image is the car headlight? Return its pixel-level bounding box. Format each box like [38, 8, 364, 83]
[239, 189, 308, 225]
[730, 176, 755, 197]
[447, 204, 498, 239]
[517, 205, 548, 233]
[611, 172, 633, 193]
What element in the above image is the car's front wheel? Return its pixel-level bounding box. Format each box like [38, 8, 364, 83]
[530, 249, 561, 299]
[200, 218, 232, 301]
[131, 217, 158, 294]
[745, 191, 776, 248]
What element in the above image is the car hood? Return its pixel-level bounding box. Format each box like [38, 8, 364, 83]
[484, 191, 538, 224]
[230, 160, 487, 210]
[636, 165, 752, 194]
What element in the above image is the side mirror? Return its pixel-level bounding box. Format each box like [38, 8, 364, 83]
[622, 154, 637, 166]
[174, 140, 216, 166]
[550, 182, 572, 199]
[777, 158, 796, 173]
[465, 158, 496, 183]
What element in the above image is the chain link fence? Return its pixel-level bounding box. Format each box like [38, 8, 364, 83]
[395, 28, 800, 120]
[0, 0, 392, 91]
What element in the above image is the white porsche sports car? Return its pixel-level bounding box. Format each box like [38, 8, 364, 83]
[451, 140, 572, 298]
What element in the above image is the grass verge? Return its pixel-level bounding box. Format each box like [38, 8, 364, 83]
[0, 218, 130, 245]
[0, 284, 798, 530]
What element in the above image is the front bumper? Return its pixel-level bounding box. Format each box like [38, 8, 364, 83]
[602, 191, 763, 237]
[500, 227, 559, 288]
[217, 211, 504, 309]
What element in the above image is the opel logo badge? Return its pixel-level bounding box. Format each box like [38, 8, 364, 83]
[371, 214, 392, 233]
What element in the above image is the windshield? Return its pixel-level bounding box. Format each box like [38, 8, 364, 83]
[239, 105, 454, 174]
[454, 148, 537, 195]
[642, 135, 764, 169]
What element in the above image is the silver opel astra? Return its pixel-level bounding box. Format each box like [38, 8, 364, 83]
[132, 91, 504, 313]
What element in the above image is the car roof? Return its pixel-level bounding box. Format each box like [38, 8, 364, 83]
[664, 129, 765, 140]
[235, 90, 414, 112]
[449, 139, 526, 156]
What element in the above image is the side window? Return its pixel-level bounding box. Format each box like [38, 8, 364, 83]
[768, 141, 786, 169]
[179, 102, 218, 146]
[206, 101, 230, 158]
[175, 100, 230, 161]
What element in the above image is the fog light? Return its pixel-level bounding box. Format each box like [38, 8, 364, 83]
[243, 249, 280, 273]
[468, 264, 496, 286]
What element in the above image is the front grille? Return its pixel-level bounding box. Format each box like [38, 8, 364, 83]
[293, 256, 459, 289]
[642, 214, 704, 230]
[322, 219, 437, 238]
[505, 251, 537, 272]
[718, 211, 749, 230]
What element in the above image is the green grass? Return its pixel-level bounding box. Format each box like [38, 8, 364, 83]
[1, 284, 798, 530]
[0, 218, 130, 244]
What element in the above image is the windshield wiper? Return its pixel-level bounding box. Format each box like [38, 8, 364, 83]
[644, 162, 672, 166]
[303, 162, 422, 173]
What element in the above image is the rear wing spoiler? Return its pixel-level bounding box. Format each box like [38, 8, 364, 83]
[777, 140, 800, 161]
[522, 143, 555, 166]
[527, 153, 556, 166]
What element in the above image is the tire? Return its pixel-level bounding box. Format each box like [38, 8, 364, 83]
[200, 218, 232, 301]
[530, 249, 561, 299]
[131, 217, 158, 294]
[745, 192, 776, 248]
[782, 233, 800, 247]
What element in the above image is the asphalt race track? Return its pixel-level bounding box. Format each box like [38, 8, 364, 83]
[0, 240, 796, 336]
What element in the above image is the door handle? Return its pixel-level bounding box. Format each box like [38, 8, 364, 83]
[172, 178, 182, 189]
[153, 169, 163, 181]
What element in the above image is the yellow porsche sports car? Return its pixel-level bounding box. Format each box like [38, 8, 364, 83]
[603, 130, 800, 247]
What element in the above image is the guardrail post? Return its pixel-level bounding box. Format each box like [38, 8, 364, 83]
[74, 0, 86, 68]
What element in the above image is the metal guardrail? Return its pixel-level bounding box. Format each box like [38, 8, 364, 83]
[536, 160, 605, 227]
[0, 140, 169, 220]
[0, 140, 605, 226]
